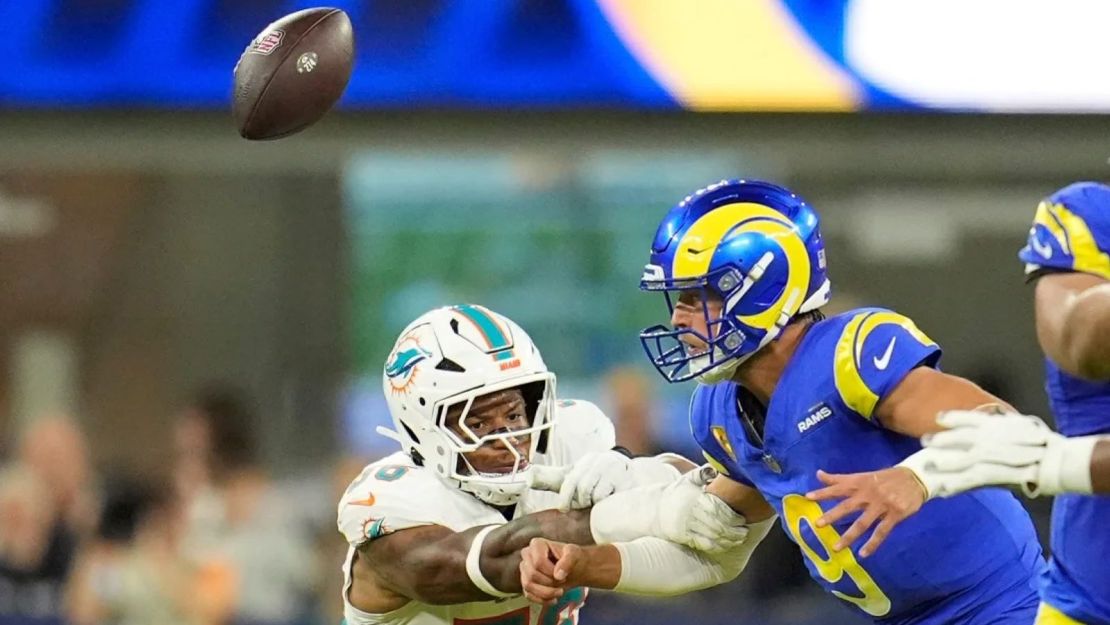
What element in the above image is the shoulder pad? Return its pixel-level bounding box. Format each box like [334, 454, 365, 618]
[336, 453, 501, 546]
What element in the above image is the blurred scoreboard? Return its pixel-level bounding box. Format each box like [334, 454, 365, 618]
[4, 0, 1109, 112]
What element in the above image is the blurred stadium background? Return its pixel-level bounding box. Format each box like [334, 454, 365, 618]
[2, 1, 1109, 624]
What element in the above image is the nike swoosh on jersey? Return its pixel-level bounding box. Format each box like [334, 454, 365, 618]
[348, 493, 376, 507]
[873, 337, 897, 370]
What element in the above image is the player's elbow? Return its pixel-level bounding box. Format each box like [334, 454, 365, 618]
[1068, 343, 1110, 381]
[710, 557, 747, 586]
[1059, 306, 1110, 381]
[1068, 322, 1110, 380]
[1054, 283, 1110, 381]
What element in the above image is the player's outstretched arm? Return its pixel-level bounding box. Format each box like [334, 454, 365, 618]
[520, 475, 777, 604]
[353, 508, 592, 609]
[1034, 272, 1110, 381]
[519, 523, 776, 605]
[917, 411, 1110, 496]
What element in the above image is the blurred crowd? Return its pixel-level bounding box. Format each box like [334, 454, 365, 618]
[0, 385, 330, 625]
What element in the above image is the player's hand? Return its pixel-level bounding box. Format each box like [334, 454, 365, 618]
[519, 538, 583, 606]
[528, 464, 570, 493]
[920, 410, 1060, 497]
[805, 467, 926, 558]
[552, 450, 636, 511]
[530, 452, 682, 511]
[656, 467, 750, 553]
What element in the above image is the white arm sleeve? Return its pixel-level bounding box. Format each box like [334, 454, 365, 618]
[611, 516, 776, 596]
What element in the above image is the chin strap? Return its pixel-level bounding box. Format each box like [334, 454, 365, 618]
[375, 425, 405, 445]
[695, 286, 802, 385]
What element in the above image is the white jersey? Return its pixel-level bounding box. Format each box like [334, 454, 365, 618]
[337, 399, 615, 625]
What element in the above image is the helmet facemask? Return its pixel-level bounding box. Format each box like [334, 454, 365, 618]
[433, 374, 555, 507]
[640, 261, 803, 384]
[640, 269, 748, 383]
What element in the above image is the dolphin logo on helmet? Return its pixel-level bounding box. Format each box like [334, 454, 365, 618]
[639, 179, 831, 383]
[384, 339, 433, 394]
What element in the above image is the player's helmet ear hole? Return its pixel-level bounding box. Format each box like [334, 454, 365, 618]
[401, 422, 420, 444]
[517, 380, 550, 453]
[418, 397, 426, 406]
[450, 318, 460, 334]
[435, 358, 466, 372]
[410, 449, 425, 467]
[518, 380, 546, 423]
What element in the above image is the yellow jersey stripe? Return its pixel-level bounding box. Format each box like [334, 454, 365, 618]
[1035, 602, 1087, 625]
[834, 312, 936, 420]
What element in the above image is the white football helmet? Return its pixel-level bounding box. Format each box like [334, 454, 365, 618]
[378, 305, 556, 506]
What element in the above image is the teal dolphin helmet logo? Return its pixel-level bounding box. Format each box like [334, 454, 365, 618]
[385, 336, 432, 393]
[386, 346, 431, 378]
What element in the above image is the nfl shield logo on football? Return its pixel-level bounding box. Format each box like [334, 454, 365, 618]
[249, 30, 284, 56]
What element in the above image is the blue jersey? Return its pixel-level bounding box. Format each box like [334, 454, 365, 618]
[691, 308, 1044, 624]
[1018, 182, 1110, 624]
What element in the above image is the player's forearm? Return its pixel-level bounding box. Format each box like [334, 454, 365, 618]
[1058, 283, 1110, 380]
[878, 370, 1011, 438]
[562, 544, 622, 590]
[486, 509, 594, 555]
[383, 510, 594, 603]
[377, 526, 498, 605]
[592, 521, 775, 596]
[480, 509, 594, 593]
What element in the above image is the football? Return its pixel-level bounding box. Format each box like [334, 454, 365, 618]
[232, 7, 354, 140]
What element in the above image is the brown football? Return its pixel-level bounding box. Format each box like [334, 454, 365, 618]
[233, 8, 354, 140]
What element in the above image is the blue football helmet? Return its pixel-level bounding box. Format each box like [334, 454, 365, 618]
[639, 179, 831, 383]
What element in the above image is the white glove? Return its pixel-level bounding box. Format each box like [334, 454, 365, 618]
[590, 466, 750, 553]
[533, 450, 683, 511]
[916, 410, 1097, 497]
[552, 450, 635, 511]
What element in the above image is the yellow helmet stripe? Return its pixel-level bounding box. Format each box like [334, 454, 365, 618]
[672, 202, 794, 279]
[734, 219, 811, 330]
[1033, 201, 1072, 255]
[1046, 202, 1110, 280]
